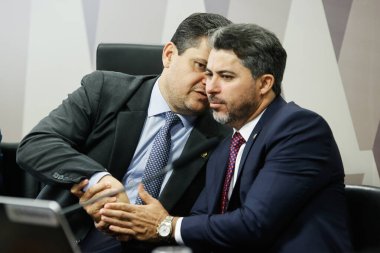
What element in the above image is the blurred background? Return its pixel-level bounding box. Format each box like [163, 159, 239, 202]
[0, 0, 379, 186]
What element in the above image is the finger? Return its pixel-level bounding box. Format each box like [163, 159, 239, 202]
[80, 185, 114, 205]
[87, 187, 126, 205]
[85, 196, 117, 218]
[108, 225, 136, 237]
[138, 184, 156, 205]
[71, 179, 88, 194]
[95, 220, 121, 236]
[87, 188, 119, 203]
[84, 196, 115, 209]
[100, 208, 135, 221]
[94, 196, 117, 208]
[82, 181, 112, 201]
[103, 202, 135, 212]
[70, 179, 88, 197]
[95, 220, 109, 231]
[101, 215, 134, 228]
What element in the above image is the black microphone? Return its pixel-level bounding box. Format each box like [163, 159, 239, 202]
[61, 138, 220, 214]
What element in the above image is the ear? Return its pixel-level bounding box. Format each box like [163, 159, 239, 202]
[259, 74, 275, 95]
[162, 42, 177, 68]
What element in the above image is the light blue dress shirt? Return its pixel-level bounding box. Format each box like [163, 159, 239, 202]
[86, 79, 196, 204]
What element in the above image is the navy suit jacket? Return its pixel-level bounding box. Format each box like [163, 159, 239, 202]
[181, 96, 353, 253]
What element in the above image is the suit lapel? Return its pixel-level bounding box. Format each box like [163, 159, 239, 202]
[236, 127, 262, 181]
[209, 138, 230, 212]
[224, 97, 287, 210]
[236, 96, 287, 180]
[159, 112, 230, 211]
[159, 129, 209, 210]
[108, 77, 157, 180]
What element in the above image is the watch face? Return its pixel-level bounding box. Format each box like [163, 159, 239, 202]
[158, 223, 171, 237]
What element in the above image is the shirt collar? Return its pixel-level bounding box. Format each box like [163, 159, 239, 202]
[148, 79, 196, 129]
[233, 109, 266, 141]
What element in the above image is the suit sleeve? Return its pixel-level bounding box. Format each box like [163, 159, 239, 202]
[181, 108, 342, 249]
[16, 71, 107, 186]
[189, 188, 209, 215]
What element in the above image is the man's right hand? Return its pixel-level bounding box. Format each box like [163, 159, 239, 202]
[71, 175, 130, 223]
[98, 175, 130, 204]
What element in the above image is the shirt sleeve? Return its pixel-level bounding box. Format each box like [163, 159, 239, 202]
[174, 217, 185, 245]
[83, 171, 110, 191]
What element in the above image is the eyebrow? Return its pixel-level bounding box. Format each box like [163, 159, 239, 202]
[193, 58, 207, 64]
[206, 67, 235, 75]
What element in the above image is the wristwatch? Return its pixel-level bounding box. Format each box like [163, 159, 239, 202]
[157, 215, 174, 240]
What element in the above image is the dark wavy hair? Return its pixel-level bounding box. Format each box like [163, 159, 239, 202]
[170, 13, 232, 55]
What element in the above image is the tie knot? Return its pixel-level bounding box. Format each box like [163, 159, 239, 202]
[165, 111, 181, 128]
[231, 132, 245, 149]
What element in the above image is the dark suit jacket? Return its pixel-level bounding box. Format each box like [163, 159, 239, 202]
[181, 96, 353, 253]
[16, 71, 230, 249]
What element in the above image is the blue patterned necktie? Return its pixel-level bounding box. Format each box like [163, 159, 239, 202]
[136, 111, 181, 204]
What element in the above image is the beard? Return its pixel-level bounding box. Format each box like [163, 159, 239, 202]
[210, 97, 259, 127]
[212, 110, 230, 125]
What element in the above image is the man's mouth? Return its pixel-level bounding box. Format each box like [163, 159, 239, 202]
[208, 96, 225, 109]
[193, 89, 207, 98]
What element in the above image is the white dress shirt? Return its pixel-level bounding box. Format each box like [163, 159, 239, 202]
[174, 110, 265, 244]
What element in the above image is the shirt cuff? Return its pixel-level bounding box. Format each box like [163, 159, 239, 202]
[83, 171, 110, 191]
[174, 217, 185, 245]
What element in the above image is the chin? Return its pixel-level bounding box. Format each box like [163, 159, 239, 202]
[185, 101, 208, 114]
[212, 111, 230, 125]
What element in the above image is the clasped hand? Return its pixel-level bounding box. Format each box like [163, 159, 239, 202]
[100, 184, 169, 242]
[71, 178, 168, 242]
[71, 175, 129, 232]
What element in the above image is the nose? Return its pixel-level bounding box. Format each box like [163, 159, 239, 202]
[205, 75, 219, 95]
[200, 74, 207, 86]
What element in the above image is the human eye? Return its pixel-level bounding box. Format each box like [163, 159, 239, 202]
[194, 61, 207, 72]
[221, 74, 234, 81]
[205, 70, 213, 79]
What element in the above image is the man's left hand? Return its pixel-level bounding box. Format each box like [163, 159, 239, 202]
[99, 184, 169, 242]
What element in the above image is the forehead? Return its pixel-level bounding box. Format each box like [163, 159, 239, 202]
[181, 37, 211, 60]
[207, 49, 243, 70]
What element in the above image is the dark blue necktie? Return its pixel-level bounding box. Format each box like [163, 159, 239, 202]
[136, 111, 181, 204]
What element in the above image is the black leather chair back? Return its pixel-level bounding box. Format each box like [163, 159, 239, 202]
[96, 43, 163, 75]
[0, 143, 41, 198]
[345, 184, 380, 253]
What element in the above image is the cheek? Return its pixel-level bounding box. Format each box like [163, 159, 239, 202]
[169, 84, 190, 101]
[188, 72, 205, 85]
[237, 83, 254, 96]
[223, 86, 239, 99]
[224, 86, 252, 105]
[185, 74, 206, 91]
